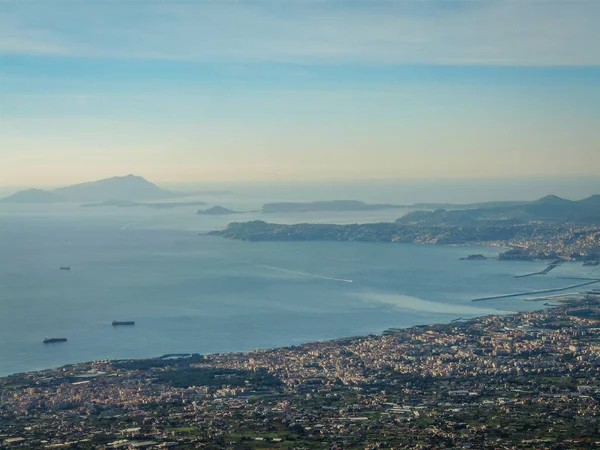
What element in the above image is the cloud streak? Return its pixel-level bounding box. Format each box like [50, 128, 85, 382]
[1, 0, 599, 66]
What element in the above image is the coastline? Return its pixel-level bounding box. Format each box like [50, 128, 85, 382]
[1, 233, 596, 379]
[2, 291, 599, 448]
[0, 289, 584, 380]
[2, 255, 597, 379]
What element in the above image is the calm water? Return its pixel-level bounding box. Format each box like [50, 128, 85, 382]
[1, 203, 599, 377]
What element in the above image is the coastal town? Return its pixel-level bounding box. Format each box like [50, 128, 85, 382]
[2, 291, 600, 449]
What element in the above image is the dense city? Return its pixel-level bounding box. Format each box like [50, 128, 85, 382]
[2, 292, 600, 449]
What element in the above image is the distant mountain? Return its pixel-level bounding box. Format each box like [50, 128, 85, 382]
[578, 195, 600, 207]
[52, 175, 178, 202]
[397, 194, 600, 226]
[197, 206, 240, 215]
[534, 194, 573, 205]
[262, 200, 402, 213]
[0, 188, 61, 203]
[1, 175, 181, 203]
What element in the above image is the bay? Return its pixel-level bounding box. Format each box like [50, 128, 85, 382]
[1, 203, 598, 377]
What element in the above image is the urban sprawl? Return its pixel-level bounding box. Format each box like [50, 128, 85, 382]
[2, 292, 600, 449]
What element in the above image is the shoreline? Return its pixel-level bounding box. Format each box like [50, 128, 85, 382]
[0, 231, 596, 377]
[3, 261, 597, 379]
[1, 289, 578, 381]
[2, 291, 599, 448]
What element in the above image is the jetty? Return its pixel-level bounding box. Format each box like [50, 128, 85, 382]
[471, 279, 600, 302]
[514, 260, 561, 278]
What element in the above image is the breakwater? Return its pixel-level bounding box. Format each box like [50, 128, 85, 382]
[514, 261, 561, 278]
[471, 279, 600, 302]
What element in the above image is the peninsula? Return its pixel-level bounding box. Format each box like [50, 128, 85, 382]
[209, 194, 600, 262]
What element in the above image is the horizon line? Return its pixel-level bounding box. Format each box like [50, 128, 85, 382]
[2, 173, 600, 191]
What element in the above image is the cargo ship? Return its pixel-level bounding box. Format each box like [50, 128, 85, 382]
[43, 337, 67, 343]
[59, 267, 71, 270]
[112, 320, 135, 326]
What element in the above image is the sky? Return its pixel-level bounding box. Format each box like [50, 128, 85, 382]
[1, 0, 599, 187]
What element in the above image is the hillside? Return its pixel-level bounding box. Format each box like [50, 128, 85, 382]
[0, 188, 61, 203]
[396, 194, 600, 225]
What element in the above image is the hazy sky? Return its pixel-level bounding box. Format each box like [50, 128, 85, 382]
[1, 0, 599, 186]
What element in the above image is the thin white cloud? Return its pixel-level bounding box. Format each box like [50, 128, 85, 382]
[0, 0, 599, 65]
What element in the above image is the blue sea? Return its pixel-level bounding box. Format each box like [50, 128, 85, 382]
[1, 182, 599, 377]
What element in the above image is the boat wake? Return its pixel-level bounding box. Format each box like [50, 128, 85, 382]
[259, 265, 353, 283]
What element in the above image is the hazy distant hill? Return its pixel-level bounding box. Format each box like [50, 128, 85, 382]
[0, 188, 61, 203]
[534, 194, 573, 206]
[578, 194, 600, 206]
[197, 206, 240, 215]
[397, 195, 600, 225]
[1, 175, 181, 203]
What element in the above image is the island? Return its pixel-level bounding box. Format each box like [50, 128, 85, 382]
[0, 174, 184, 203]
[196, 205, 240, 215]
[261, 200, 403, 213]
[460, 254, 487, 260]
[257, 195, 600, 216]
[1, 292, 599, 448]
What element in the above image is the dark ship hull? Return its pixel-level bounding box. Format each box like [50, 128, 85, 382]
[43, 337, 67, 343]
[112, 321, 135, 326]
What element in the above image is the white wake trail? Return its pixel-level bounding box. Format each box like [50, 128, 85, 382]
[260, 264, 353, 283]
